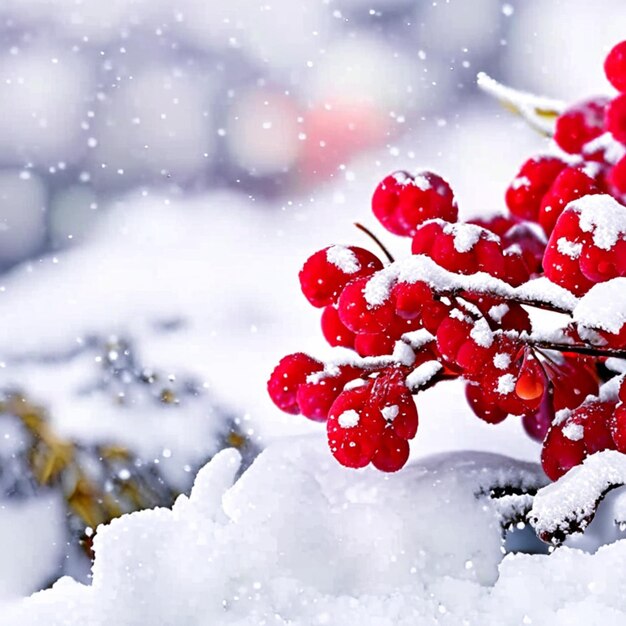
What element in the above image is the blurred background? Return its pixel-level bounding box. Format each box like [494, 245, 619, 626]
[0, 0, 624, 603]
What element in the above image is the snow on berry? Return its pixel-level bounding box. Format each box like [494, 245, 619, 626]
[337, 409, 360, 428]
[496, 373, 516, 395]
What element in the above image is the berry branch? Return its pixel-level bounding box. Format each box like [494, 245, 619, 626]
[268, 39, 626, 540]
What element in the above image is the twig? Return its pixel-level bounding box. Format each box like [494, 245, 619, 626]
[354, 222, 395, 263]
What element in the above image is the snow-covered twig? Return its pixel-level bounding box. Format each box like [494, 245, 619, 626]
[530, 450, 626, 544]
[477, 72, 565, 136]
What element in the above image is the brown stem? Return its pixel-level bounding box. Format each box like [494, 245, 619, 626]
[530, 340, 626, 360]
[354, 222, 395, 263]
[457, 290, 573, 316]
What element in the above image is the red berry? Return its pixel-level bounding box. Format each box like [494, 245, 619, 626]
[542, 401, 615, 480]
[436, 315, 472, 365]
[296, 365, 363, 421]
[354, 331, 395, 357]
[371, 428, 410, 472]
[609, 154, 626, 194]
[498, 304, 532, 333]
[337, 275, 395, 333]
[327, 386, 386, 468]
[541, 426, 586, 481]
[610, 403, 626, 452]
[299, 246, 383, 308]
[392, 281, 432, 320]
[522, 389, 554, 443]
[554, 98, 608, 154]
[296, 380, 338, 422]
[606, 93, 626, 144]
[505, 156, 566, 221]
[268, 353, 323, 414]
[551, 358, 599, 412]
[543, 208, 595, 296]
[515, 357, 546, 402]
[420, 300, 450, 334]
[501, 224, 547, 276]
[369, 368, 419, 440]
[605, 40, 626, 92]
[372, 171, 457, 237]
[465, 383, 508, 424]
[321, 305, 355, 348]
[539, 168, 600, 236]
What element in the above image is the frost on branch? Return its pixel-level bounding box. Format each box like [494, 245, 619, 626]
[267, 38, 626, 543]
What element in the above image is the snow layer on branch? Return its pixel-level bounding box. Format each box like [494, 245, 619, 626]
[11, 440, 626, 625]
[405, 360, 441, 390]
[531, 450, 626, 542]
[363, 254, 578, 312]
[574, 278, 626, 334]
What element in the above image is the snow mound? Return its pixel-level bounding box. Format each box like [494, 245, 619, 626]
[4, 437, 626, 625]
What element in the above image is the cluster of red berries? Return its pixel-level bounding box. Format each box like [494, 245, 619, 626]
[542, 376, 626, 480]
[268, 40, 626, 479]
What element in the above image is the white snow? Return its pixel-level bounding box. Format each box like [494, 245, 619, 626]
[326, 245, 361, 274]
[338, 409, 360, 428]
[0, 440, 552, 625]
[413, 173, 432, 191]
[6, 440, 626, 625]
[441, 221, 492, 253]
[400, 329, 435, 350]
[493, 353, 512, 370]
[476, 72, 565, 135]
[556, 237, 583, 260]
[562, 423, 584, 441]
[531, 450, 626, 542]
[362, 254, 578, 313]
[470, 318, 495, 348]
[405, 360, 442, 391]
[574, 278, 626, 334]
[381, 405, 399, 421]
[496, 373, 516, 395]
[510, 175, 530, 190]
[488, 303, 509, 322]
[570, 194, 626, 251]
